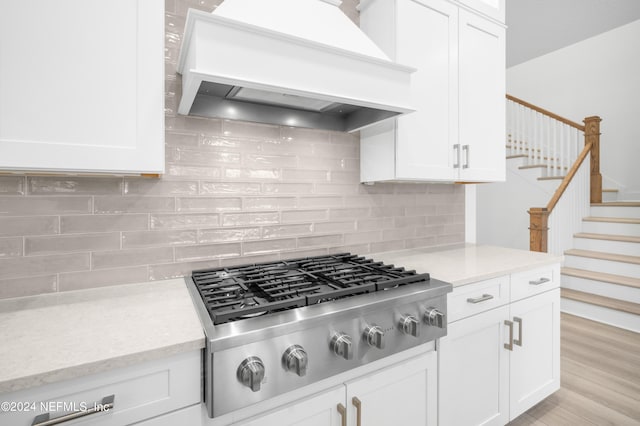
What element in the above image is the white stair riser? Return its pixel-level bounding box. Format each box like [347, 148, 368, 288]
[506, 156, 527, 168]
[561, 275, 640, 304]
[602, 192, 619, 202]
[573, 237, 640, 256]
[590, 206, 640, 218]
[561, 298, 639, 333]
[538, 179, 561, 193]
[564, 255, 640, 277]
[582, 221, 640, 236]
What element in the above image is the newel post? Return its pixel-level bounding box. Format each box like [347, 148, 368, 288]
[584, 116, 602, 204]
[529, 208, 549, 253]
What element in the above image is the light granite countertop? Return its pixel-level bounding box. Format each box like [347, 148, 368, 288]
[370, 244, 563, 287]
[0, 278, 205, 394]
[0, 244, 560, 396]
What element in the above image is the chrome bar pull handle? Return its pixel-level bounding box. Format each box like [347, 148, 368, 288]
[514, 317, 523, 347]
[352, 397, 362, 426]
[466, 294, 494, 304]
[453, 144, 461, 168]
[529, 277, 550, 286]
[462, 144, 470, 168]
[337, 403, 347, 426]
[32, 395, 114, 426]
[504, 320, 514, 351]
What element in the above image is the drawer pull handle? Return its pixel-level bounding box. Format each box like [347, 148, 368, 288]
[32, 395, 114, 426]
[467, 294, 494, 304]
[504, 320, 514, 351]
[337, 403, 347, 426]
[352, 397, 362, 426]
[529, 277, 550, 286]
[514, 317, 523, 347]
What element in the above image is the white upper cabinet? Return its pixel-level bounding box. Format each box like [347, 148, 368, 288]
[458, 0, 505, 23]
[0, 0, 164, 174]
[458, 9, 506, 181]
[359, 0, 505, 183]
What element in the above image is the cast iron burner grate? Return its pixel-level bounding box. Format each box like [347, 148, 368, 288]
[191, 253, 430, 325]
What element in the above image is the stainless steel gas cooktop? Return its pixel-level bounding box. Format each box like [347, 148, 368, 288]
[186, 253, 452, 418]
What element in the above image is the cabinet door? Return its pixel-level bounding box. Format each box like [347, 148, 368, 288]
[458, 0, 505, 23]
[345, 351, 437, 426]
[0, 0, 164, 174]
[232, 386, 345, 426]
[439, 305, 509, 426]
[458, 10, 505, 182]
[509, 289, 561, 420]
[395, 0, 458, 181]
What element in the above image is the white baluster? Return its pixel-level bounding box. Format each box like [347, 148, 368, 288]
[543, 117, 553, 176]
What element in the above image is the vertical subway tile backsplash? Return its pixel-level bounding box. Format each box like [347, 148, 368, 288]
[0, 0, 465, 298]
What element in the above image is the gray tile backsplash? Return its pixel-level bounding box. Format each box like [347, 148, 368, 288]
[0, 0, 464, 298]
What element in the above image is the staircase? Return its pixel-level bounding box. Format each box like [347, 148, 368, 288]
[489, 95, 640, 333]
[561, 202, 640, 332]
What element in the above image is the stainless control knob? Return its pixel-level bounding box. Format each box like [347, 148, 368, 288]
[424, 307, 445, 328]
[282, 345, 308, 377]
[237, 356, 265, 392]
[364, 325, 385, 349]
[330, 332, 353, 360]
[399, 314, 420, 337]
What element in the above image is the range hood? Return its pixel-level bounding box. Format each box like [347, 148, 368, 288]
[176, 0, 416, 133]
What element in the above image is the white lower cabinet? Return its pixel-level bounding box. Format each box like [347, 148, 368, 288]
[439, 266, 561, 426]
[133, 404, 202, 426]
[233, 351, 437, 426]
[231, 386, 344, 426]
[439, 305, 510, 426]
[0, 351, 201, 426]
[509, 289, 561, 419]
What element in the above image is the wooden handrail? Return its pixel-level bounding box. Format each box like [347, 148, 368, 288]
[546, 142, 593, 212]
[512, 91, 605, 252]
[506, 94, 586, 131]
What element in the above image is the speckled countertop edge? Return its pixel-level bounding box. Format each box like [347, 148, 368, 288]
[370, 244, 563, 286]
[0, 278, 205, 395]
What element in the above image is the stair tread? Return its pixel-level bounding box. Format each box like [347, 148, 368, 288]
[561, 267, 640, 289]
[519, 164, 568, 170]
[561, 288, 640, 315]
[602, 189, 619, 193]
[592, 202, 640, 207]
[584, 216, 640, 224]
[538, 176, 565, 181]
[564, 248, 640, 265]
[519, 164, 547, 169]
[574, 232, 640, 243]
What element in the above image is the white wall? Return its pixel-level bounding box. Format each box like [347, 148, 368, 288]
[507, 19, 640, 200]
[477, 163, 553, 250]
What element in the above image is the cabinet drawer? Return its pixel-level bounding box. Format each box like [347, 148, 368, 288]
[0, 351, 201, 426]
[448, 275, 510, 322]
[510, 265, 560, 302]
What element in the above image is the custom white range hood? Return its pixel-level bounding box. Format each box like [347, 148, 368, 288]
[176, 0, 416, 132]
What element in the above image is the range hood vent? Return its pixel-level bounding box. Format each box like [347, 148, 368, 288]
[176, 0, 416, 133]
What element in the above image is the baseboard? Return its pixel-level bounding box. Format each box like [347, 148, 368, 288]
[561, 298, 639, 333]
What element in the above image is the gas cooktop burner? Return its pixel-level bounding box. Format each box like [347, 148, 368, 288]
[186, 251, 452, 418]
[191, 253, 430, 325]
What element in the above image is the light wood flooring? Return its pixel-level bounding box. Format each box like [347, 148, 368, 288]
[509, 313, 640, 425]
